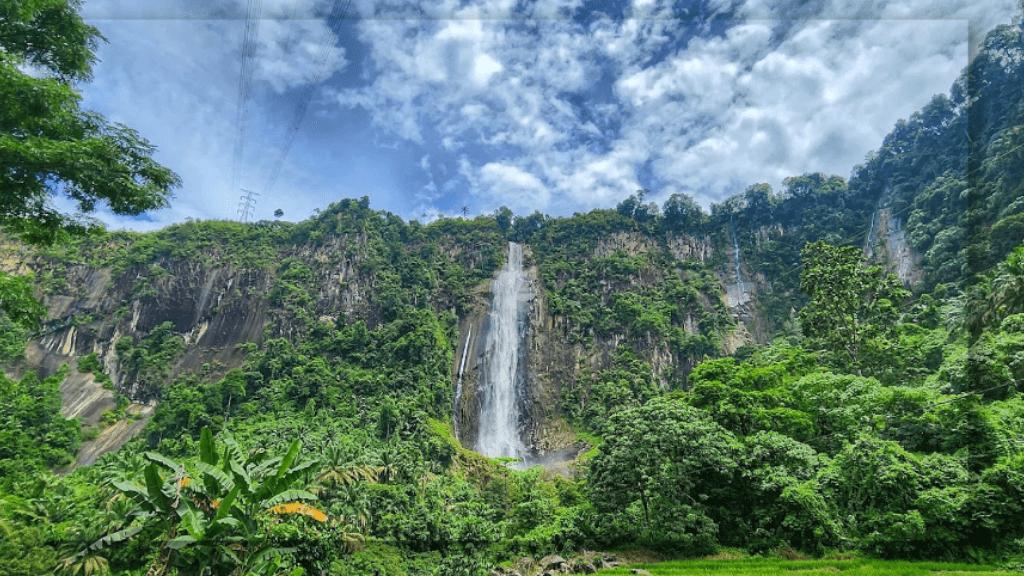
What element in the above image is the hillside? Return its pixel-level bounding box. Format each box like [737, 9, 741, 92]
[1, 13, 1023, 576]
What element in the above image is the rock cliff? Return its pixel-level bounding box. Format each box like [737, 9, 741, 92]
[1, 197, 915, 466]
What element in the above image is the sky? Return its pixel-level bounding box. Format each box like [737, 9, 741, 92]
[69, 0, 1022, 230]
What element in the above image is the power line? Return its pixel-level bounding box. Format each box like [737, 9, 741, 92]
[259, 0, 353, 199]
[238, 189, 259, 223]
[230, 0, 264, 220]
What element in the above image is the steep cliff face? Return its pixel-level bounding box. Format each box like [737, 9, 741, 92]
[521, 250, 586, 455]
[454, 232, 758, 459]
[721, 223, 791, 349]
[864, 207, 925, 288]
[451, 283, 493, 453]
[454, 245, 587, 460]
[13, 260, 271, 384]
[3, 196, 911, 468]
[0, 258, 275, 468]
[0, 225, 395, 467]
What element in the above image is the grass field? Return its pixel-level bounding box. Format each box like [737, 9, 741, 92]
[604, 557, 1008, 576]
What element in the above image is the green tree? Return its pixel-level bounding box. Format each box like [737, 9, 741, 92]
[663, 192, 706, 232]
[587, 397, 740, 552]
[729, 431, 841, 553]
[799, 240, 908, 374]
[953, 245, 1024, 343]
[0, 270, 45, 332]
[0, 367, 81, 486]
[1, 0, 180, 243]
[493, 205, 513, 237]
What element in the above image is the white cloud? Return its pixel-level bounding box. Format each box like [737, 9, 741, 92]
[74, 1, 355, 230]
[612, 15, 974, 204]
[335, 2, 1012, 217]
[254, 19, 347, 94]
[73, 0, 1022, 227]
[468, 162, 552, 212]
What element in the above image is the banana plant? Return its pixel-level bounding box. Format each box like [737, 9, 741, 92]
[99, 427, 325, 575]
[65, 451, 186, 575]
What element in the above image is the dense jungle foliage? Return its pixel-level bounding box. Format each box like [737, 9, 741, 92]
[2, 4, 1024, 576]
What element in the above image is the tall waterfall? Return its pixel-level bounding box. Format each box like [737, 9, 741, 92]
[731, 217, 745, 288]
[727, 218, 749, 307]
[453, 327, 471, 440]
[476, 242, 532, 460]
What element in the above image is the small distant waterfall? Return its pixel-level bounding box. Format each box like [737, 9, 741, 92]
[731, 218, 745, 290]
[727, 218, 749, 307]
[864, 210, 878, 259]
[453, 327, 471, 439]
[476, 242, 532, 460]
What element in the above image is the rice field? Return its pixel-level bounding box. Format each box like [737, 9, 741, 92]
[604, 557, 1009, 576]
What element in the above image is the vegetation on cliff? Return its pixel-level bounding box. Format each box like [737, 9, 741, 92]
[1, 3, 1024, 576]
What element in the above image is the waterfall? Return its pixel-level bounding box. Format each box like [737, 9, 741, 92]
[731, 217, 745, 289]
[476, 242, 532, 460]
[453, 327, 471, 439]
[864, 210, 878, 259]
[726, 218, 749, 307]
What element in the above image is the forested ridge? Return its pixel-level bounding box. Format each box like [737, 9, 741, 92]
[3, 3, 1024, 576]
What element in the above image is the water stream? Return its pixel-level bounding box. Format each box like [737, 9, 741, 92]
[731, 217, 745, 289]
[453, 327, 471, 440]
[476, 242, 532, 461]
[727, 218, 748, 307]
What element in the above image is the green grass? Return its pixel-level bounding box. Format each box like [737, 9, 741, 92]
[573, 426, 603, 462]
[605, 558, 1007, 576]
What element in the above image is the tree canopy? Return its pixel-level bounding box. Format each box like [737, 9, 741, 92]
[799, 240, 908, 374]
[0, 0, 180, 244]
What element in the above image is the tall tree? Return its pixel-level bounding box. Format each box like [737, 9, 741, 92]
[587, 398, 740, 552]
[956, 244, 1024, 342]
[1, 0, 181, 340]
[662, 192, 705, 232]
[0, 0, 181, 244]
[799, 241, 908, 374]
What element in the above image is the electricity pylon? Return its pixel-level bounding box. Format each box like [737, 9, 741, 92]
[238, 189, 259, 223]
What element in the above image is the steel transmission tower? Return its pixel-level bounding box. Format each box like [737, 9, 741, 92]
[238, 189, 259, 223]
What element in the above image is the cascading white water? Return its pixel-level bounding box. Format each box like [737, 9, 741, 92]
[453, 327, 471, 439]
[727, 218, 749, 307]
[476, 242, 531, 460]
[731, 219, 745, 289]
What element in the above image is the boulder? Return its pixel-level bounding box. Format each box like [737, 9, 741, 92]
[514, 556, 538, 576]
[573, 562, 597, 574]
[539, 555, 566, 570]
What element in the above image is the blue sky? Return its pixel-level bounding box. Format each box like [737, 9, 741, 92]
[70, 0, 1020, 230]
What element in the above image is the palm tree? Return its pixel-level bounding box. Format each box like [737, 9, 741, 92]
[954, 246, 1024, 340]
[334, 483, 371, 532]
[990, 246, 1024, 321]
[57, 519, 114, 576]
[372, 445, 404, 484]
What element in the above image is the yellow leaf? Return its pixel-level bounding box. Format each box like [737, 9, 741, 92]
[267, 502, 328, 522]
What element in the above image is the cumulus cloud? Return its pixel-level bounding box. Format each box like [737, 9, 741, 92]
[73, 0, 1021, 228]
[606, 14, 974, 206]
[467, 161, 552, 212]
[331, 0, 1008, 216]
[75, 0, 351, 230]
[253, 19, 347, 94]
